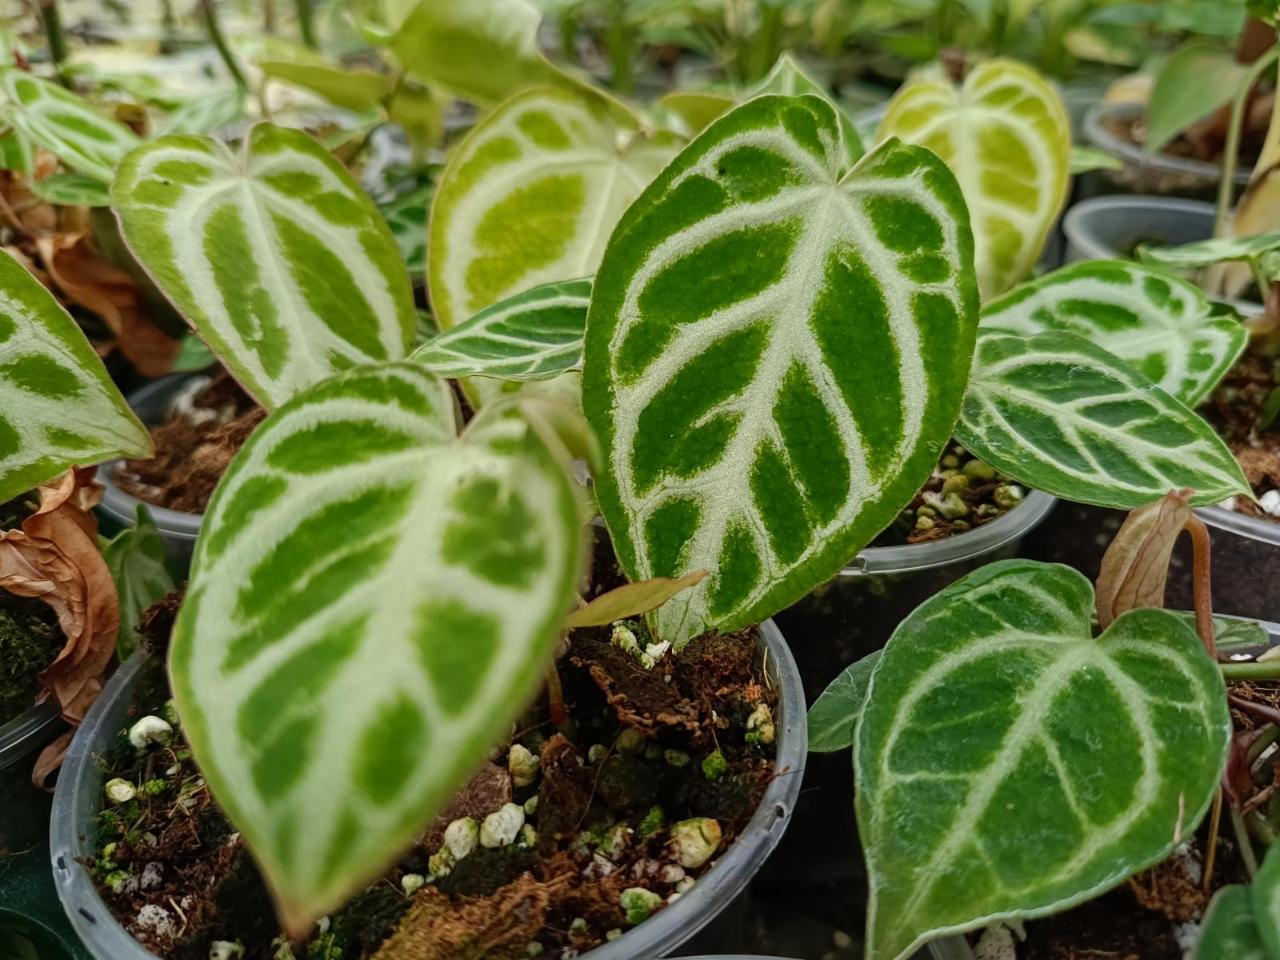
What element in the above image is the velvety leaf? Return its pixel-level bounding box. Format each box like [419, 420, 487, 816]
[1095, 489, 1192, 629]
[565, 570, 707, 629]
[112, 123, 416, 409]
[0, 69, 139, 182]
[1190, 615, 1272, 655]
[1138, 231, 1280, 271]
[412, 278, 590, 382]
[1196, 886, 1269, 960]
[982, 260, 1249, 405]
[378, 180, 433, 279]
[807, 649, 881, 753]
[749, 53, 863, 166]
[0, 249, 151, 504]
[1253, 840, 1280, 958]
[1146, 42, 1250, 154]
[159, 88, 246, 136]
[958, 331, 1251, 509]
[584, 95, 979, 645]
[878, 58, 1070, 299]
[102, 504, 174, 659]
[170, 363, 583, 934]
[428, 86, 681, 332]
[857, 559, 1232, 960]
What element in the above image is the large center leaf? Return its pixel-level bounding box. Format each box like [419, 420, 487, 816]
[170, 363, 582, 934]
[428, 86, 681, 333]
[878, 59, 1070, 299]
[981, 261, 1248, 405]
[957, 330, 1251, 509]
[584, 94, 979, 646]
[112, 123, 416, 410]
[0, 249, 150, 505]
[856, 559, 1231, 960]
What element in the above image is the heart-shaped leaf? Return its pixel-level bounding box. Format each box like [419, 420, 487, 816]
[878, 58, 1070, 299]
[0, 69, 139, 182]
[112, 123, 416, 409]
[428, 86, 681, 332]
[750, 53, 863, 166]
[170, 362, 583, 934]
[584, 94, 979, 645]
[808, 649, 881, 753]
[0, 249, 151, 505]
[981, 261, 1249, 405]
[412, 277, 590, 381]
[1196, 886, 1269, 960]
[957, 331, 1251, 509]
[856, 559, 1231, 960]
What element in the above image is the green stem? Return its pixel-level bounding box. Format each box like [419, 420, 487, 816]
[1233, 804, 1260, 877]
[200, 0, 248, 91]
[1247, 724, 1280, 766]
[294, 0, 315, 49]
[1220, 658, 1280, 681]
[605, 0, 633, 94]
[37, 0, 66, 81]
[1216, 44, 1280, 239]
[558, 12, 578, 65]
[747, 1, 784, 84]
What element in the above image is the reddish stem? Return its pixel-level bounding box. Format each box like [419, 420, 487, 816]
[1186, 515, 1216, 659]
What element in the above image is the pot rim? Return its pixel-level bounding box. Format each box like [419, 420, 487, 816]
[1196, 504, 1280, 547]
[0, 697, 62, 771]
[1061, 194, 1216, 262]
[51, 622, 807, 960]
[1083, 101, 1254, 187]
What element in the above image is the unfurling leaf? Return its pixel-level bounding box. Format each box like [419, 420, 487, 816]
[0, 249, 151, 505]
[170, 363, 583, 935]
[103, 505, 175, 659]
[981, 260, 1249, 405]
[112, 123, 416, 409]
[957, 331, 1251, 509]
[585, 95, 979, 645]
[807, 649, 881, 753]
[857, 560, 1231, 960]
[1095, 489, 1192, 629]
[565, 570, 708, 629]
[412, 278, 591, 382]
[877, 58, 1070, 299]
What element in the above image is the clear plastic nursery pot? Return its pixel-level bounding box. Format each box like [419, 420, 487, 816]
[0, 698, 62, 771]
[96, 376, 203, 573]
[51, 622, 807, 960]
[1081, 102, 1253, 201]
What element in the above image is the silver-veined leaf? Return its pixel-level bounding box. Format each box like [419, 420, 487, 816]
[412, 278, 590, 381]
[170, 362, 583, 934]
[957, 331, 1250, 509]
[28, 173, 110, 207]
[427, 85, 681, 332]
[1196, 886, 1269, 960]
[0, 69, 139, 182]
[103, 504, 174, 659]
[584, 95, 980, 645]
[807, 649, 881, 753]
[1138, 231, 1280, 271]
[112, 123, 416, 410]
[878, 58, 1070, 299]
[159, 88, 245, 136]
[857, 559, 1231, 960]
[0, 249, 151, 505]
[749, 53, 864, 166]
[981, 260, 1248, 405]
[378, 180, 433, 279]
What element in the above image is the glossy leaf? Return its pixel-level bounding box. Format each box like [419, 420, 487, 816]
[958, 331, 1251, 509]
[1138, 231, 1280, 271]
[878, 58, 1070, 299]
[584, 95, 979, 645]
[808, 650, 881, 753]
[750, 53, 863, 166]
[170, 363, 583, 934]
[981, 260, 1248, 405]
[0, 69, 139, 182]
[1196, 886, 1269, 960]
[565, 570, 708, 628]
[857, 560, 1231, 960]
[1146, 42, 1248, 154]
[103, 505, 174, 659]
[112, 123, 416, 410]
[428, 86, 681, 332]
[412, 278, 590, 381]
[0, 249, 151, 505]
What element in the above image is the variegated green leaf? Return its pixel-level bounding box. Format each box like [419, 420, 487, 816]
[1196, 886, 1269, 960]
[112, 123, 416, 410]
[170, 362, 583, 933]
[0, 69, 139, 182]
[584, 95, 980, 645]
[750, 53, 863, 167]
[1138, 231, 1280, 272]
[28, 173, 110, 207]
[958, 331, 1250, 509]
[378, 180, 433, 279]
[981, 261, 1249, 405]
[412, 278, 590, 381]
[159, 88, 245, 136]
[807, 649, 881, 753]
[0, 249, 151, 505]
[857, 560, 1231, 960]
[878, 59, 1070, 299]
[428, 86, 681, 331]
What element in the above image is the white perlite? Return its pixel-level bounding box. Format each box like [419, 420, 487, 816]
[129, 715, 173, 750]
[1261, 489, 1280, 518]
[508, 743, 540, 787]
[669, 818, 721, 869]
[105, 778, 136, 804]
[401, 873, 425, 896]
[974, 920, 1025, 960]
[443, 817, 479, 860]
[135, 904, 175, 939]
[208, 941, 244, 960]
[480, 803, 525, 848]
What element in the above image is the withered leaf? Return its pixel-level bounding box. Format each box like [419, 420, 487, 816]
[1096, 488, 1193, 629]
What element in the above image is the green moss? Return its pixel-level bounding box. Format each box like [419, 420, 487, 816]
[0, 594, 61, 722]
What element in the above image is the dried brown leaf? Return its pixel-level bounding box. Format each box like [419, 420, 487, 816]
[1096, 489, 1193, 629]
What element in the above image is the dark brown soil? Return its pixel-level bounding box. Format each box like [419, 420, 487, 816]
[90, 567, 779, 959]
[115, 373, 263, 514]
[1203, 351, 1280, 523]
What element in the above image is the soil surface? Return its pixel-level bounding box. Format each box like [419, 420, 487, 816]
[1203, 350, 1280, 523]
[90, 571, 779, 959]
[115, 373, 263, 514]
[0, 499, 64, 724]
[1106, 106, 1267, 171]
